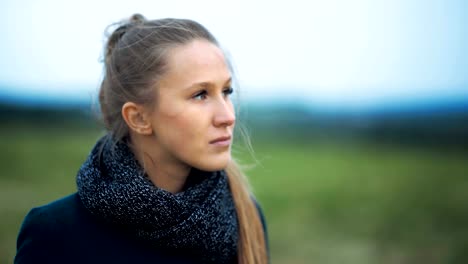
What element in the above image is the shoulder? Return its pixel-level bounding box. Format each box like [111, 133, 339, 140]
[19, 193, 83, 234]
[14, 193, 85, 263]
[14, 194, 204, 264]
[253, 198, 267, 231]
[252, 197, 270, 256]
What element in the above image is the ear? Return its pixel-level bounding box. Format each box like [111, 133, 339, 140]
[121, 102, 153, 136]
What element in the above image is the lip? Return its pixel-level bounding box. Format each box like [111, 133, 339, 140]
[210, 135, 232, 146]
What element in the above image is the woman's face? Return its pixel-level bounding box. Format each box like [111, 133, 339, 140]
[147, 39, 235, 172]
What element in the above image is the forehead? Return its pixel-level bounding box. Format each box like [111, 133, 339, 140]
[162, 39, 231, 84]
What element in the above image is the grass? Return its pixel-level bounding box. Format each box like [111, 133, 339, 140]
[1, 126, 468, 263]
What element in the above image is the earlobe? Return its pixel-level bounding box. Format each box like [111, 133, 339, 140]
[121, 102, 153, 135]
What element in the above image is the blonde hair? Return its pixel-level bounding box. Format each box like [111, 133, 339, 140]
[99, 14, 267, 263]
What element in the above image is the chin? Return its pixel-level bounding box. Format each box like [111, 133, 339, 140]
[193, 153, 231, 172]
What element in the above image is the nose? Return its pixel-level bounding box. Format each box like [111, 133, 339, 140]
[213, 99, 235, 128]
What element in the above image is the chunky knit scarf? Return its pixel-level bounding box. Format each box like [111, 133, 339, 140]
[76, 135, 239, 263]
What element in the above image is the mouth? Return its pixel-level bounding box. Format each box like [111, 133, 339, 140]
[209, 135, 232, 147]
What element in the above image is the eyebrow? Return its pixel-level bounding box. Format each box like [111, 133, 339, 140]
[185, 77, 232, 90]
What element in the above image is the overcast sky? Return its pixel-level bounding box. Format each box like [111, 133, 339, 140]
[1, 0, 467, 108]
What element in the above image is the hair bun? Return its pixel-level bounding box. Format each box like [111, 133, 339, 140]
[104, 14, 147, 61]
[129, 13, 147, 24]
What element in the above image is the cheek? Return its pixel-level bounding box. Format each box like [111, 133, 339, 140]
[152, 96, 231, 170]
[157, 106, 208, 152]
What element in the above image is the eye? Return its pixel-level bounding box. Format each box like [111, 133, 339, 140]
[193, 90, 208, 100]
[223, 87, 234, 97]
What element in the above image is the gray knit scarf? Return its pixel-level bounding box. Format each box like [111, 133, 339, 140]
[76, 135, 239, 263]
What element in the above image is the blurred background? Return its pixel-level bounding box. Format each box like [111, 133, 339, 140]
[1, 0, 467, 263]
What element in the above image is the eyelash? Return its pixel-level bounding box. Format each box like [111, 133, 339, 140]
[193, 87, 234, 100]
[224, 87, 234, 96]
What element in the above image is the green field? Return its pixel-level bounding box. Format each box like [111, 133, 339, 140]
[2, 126, 468, 263]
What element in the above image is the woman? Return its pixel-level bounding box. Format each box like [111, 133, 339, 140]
[15, 14, 268, 264]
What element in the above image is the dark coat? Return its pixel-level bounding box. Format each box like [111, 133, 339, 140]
[15, 193, 268, 264]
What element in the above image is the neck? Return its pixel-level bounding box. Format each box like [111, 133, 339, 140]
[143, 152, 191, 193]
[130, 135, 190, 194]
